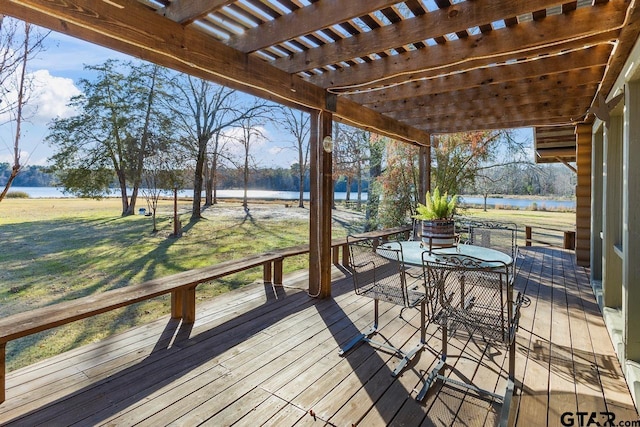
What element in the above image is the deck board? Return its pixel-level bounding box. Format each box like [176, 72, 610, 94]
[0, 247, 637, 426]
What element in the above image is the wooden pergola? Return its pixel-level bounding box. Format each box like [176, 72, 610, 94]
[2, 0, 639, 290]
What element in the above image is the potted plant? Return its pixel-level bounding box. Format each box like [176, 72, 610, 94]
[412, 187, 458, 249]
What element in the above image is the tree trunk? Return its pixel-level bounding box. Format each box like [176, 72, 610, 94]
[483, 192, 488, 212]
[0, 167, 19, 202]
[129, 65, 158, 217]
[0, 23, 29, 203]
[298, 150, 304, 208]
[125, 187, 139, 216]
[117, 170, 130, 216]
[243, 149, 249, 209]
[212, 151, 219, 205]
[204, 160, 213, 206]
[191, 138, 207, 220]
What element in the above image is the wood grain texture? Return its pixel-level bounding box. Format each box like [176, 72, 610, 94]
[0, 249, 637, 425]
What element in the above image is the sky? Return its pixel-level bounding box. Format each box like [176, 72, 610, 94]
[0, 26, 298, 169]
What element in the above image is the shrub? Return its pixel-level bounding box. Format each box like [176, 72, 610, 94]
[6, 191, 29, 199]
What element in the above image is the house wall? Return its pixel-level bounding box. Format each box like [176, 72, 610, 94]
[592, 34, 640, 411]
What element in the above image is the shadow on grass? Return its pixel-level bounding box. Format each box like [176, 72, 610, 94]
[0, 205, 357, 371]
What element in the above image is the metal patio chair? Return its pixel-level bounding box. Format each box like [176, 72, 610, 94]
[339, 235, 428, 376]
[468, 220, 519, 280]
[417, 253, 523, 427]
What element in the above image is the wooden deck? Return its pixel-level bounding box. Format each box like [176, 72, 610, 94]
[0, 247, 637, 426]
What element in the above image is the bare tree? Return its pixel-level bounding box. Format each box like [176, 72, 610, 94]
[277, 107, 309, 207]
[235, 113, 268, 210]
[141, 148, 187, 233]
[0, 18, 48, 202]
[170, 76, 265, 220]
[333, 123, 369, 209]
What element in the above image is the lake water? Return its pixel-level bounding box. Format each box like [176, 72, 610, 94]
[7, 187, 367, 202]
[7, 187, 576, 210]
[459, 196, 575, 210]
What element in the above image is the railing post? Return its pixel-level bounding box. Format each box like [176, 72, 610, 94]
[332, 247, 339, 265]
[263, 261, 272, 284]
[525, 226, 532, 247]
[183, 286, 196, 323]
[1, 342, 4, 404]
[564, 230, 576, 250]
[342, 243, 350, 266]
[273, 258, 283, 285]
[171, 290, 183, 319]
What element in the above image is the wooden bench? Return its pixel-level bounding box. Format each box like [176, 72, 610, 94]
[0, 225, 410, 403]
[0, 252, 283, 403]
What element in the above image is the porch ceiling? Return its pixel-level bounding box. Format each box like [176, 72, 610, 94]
[2, 0, 640, 146]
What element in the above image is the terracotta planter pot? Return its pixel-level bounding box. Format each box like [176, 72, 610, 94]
[421, 219, 456, 249]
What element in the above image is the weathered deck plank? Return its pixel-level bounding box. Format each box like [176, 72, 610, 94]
[515, 247, 552, 426]
[0, 247, 636, 426]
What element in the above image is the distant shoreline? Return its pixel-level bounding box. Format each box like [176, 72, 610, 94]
[6, 186, 576, 210]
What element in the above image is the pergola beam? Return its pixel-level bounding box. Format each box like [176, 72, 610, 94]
[344, 44, 612, 105]
[394, 96, 594, 122]
[376, 82, 600, 114]
[415, 116, 580, 135]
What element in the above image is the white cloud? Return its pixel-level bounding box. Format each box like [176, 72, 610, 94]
[221, 125, 270, 155]
[29, 70, 81, 123]
[0, 69, 81, 126]
[0, 150, 48, 166]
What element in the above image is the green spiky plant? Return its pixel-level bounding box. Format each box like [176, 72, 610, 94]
[412, 187, 458, 220]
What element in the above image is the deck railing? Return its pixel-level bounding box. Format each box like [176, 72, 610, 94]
[0, 225, 410, 404]
[524, 225, 576, 249]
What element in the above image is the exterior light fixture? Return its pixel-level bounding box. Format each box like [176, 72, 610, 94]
[322, 136, 333, 153]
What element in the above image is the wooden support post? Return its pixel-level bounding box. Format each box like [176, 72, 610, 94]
[0, 342, 5, 404]
[171, 290, 183, 319]
[183, 286, 196, 323]
[309, 108, 333, 298]
[319, 111, 333, 297]
[418, 143, 431, 203]
[591, 128, 604, 282]
[273, 258, 283, 285]
[308, 111, 320, 297]
[263, 261, 272, 284]
[525, 226, 532, 246]
[576, 124, 592, 266]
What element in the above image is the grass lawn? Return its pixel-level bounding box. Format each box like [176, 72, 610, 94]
[0, 197, 575, 371]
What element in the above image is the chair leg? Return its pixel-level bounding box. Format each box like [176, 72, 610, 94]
[338, 299, 379, 356]
[391, 300, 428, 377]
[340, 299, 426, 377]
[373, 298, 379, 329]
[416, 356, 446, 401]
[498, 379, 515, 427]
[416, 323, 448, 401]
